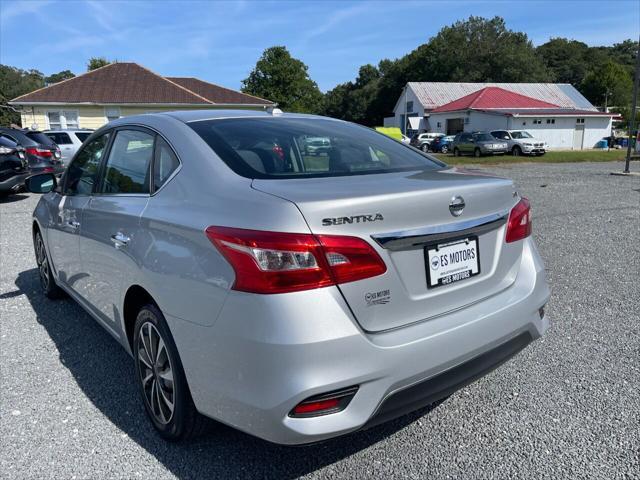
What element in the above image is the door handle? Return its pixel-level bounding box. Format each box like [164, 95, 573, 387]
[67, 220, 80, 229]
[111, 232, 130, 248]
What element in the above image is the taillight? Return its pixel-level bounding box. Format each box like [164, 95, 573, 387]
[505, 197, 532, 243]
[25, 147, 53, 158]
[205, 226, 386, 294]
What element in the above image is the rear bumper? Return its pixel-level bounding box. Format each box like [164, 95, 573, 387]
[0, 172, 29, 192]
[363, 331, 532, 429]
[168, 236, 550, 445]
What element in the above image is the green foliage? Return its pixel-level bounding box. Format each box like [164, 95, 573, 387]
[537, 38, 593, 85]
[580, 60, 633, 108]
[87, 57, 111, 71]
[0, 65, 45, 126]
[241, 46, 323, 113]
[324, 16, 553, 125]
[45, 70, 75, 85]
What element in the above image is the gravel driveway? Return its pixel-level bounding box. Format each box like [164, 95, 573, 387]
[1, 161, 638, 479]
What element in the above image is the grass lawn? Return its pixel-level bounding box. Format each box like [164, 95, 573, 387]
[433, 149, 637, 165]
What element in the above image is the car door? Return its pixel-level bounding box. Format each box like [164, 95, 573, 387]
[45, 132, 111, 290]
[458, 133, 471, 153]
[77, 127, 154, 330]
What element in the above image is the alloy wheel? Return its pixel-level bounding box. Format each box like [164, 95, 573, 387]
[35, 234, 50, 291]
[137, 321, 175, 425]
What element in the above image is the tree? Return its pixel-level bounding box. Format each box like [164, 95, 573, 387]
[0, 65, 44, 125]
[87, 57, 111, 71]
[404, 16, 551, 83]
[536, 38, 591, 86]
[581, 60, 633, 108]
[242, 46, 323, 113]
[323, 65, 382, 125]
[45, 70, 75, 85]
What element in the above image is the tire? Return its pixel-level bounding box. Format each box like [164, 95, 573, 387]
[512, 146, 522, 156]
[34, 230, 65, 299]
[453, 148, 460, 157]
[440, 145, 448, 154]
[134, 303, 208, 441]
[474, 148, 482, 158]
[421, 144, 429, 153]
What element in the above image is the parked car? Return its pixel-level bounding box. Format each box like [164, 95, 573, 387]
[410, 132, 444, 151]
[26, 110, 549, 445]
[0, 135, 30, 195]
[429, 135, 455, 154]
[0, 128, 64, 175]
[491, 130, 546, 156]
[303, 136, 331, 155]
[452, 132, 508, 158]
[45, 129, 93, 164]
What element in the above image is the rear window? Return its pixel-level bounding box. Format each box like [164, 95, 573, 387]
[46, 132, 72, 145]
[26, 132, 56, 146]
[474, 133, 494, 141]
[189, 117, 445, 179]
[74, 132, 91, 143]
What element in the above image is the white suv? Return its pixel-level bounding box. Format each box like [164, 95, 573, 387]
[45, 130, 93, 165]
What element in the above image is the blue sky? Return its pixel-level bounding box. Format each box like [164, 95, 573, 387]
[1, 0, 638, 92]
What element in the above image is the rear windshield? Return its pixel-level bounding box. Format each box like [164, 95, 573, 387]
[74, 132, 91, 143]
[189, 117, 445, 179]
[26, 131, 56, 146]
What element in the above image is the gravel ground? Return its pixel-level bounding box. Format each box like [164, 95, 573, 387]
[1, 161, 639, 479]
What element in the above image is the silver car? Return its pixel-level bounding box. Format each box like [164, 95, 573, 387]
[25, 110, 550, 445]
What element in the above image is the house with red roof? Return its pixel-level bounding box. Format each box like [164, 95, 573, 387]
[385, 82, 616, 150]
[9, 62, 274, 131]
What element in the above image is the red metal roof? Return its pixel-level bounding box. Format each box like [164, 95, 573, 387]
[431, 87, 560, 113]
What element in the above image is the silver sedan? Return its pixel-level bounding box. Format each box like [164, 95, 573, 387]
[25, 110, 550, 444]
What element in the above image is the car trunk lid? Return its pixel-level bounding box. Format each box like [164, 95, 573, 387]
[253, 167, 523, 332]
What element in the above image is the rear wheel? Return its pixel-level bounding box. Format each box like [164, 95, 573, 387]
[421, 144, 429, 153]
[512, 146, 522, 156]
[474, 148, 482, 158]
[440, 145, 449, 154]
[34, 231, 65, 299]
[134, 303, 208, 441]
[453, 147, 460, 157]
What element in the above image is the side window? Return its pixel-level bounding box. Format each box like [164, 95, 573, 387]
[153, 137, 180, 191]
[100, 129, 154, 194]
[63, 133, 111, 195]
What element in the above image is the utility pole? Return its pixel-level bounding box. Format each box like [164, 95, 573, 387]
[624, 35, 640, 173]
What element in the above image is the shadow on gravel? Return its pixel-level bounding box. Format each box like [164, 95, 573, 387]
[14, 268, 440, 480]
[0, 193, 29, 204]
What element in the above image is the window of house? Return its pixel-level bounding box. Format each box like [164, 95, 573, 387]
[47, 110, 79, 129]
[546, 118, 555, 124]
[533, 119, 542, 125]
[406, 101, 413, 113]
[436, 122, 442, 128]
[576, 118, 585, 124]
[105, 107, 121, 122]
[100, 129, 154, 194]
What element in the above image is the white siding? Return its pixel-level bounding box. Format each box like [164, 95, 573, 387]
[507, 116, 611, 149]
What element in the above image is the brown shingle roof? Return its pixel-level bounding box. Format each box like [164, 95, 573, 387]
[167, 77, 273, 105]
[10, 62, 273, 106]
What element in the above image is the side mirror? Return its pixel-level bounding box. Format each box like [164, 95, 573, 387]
[25, 173, 57, 194]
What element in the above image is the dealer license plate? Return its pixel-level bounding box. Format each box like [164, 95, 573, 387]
[425, 237, 480, 288]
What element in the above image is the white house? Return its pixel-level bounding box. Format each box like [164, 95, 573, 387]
[384, 82, 616, 150]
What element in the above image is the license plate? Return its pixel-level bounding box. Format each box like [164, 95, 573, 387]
[425, 237, 480, 288]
